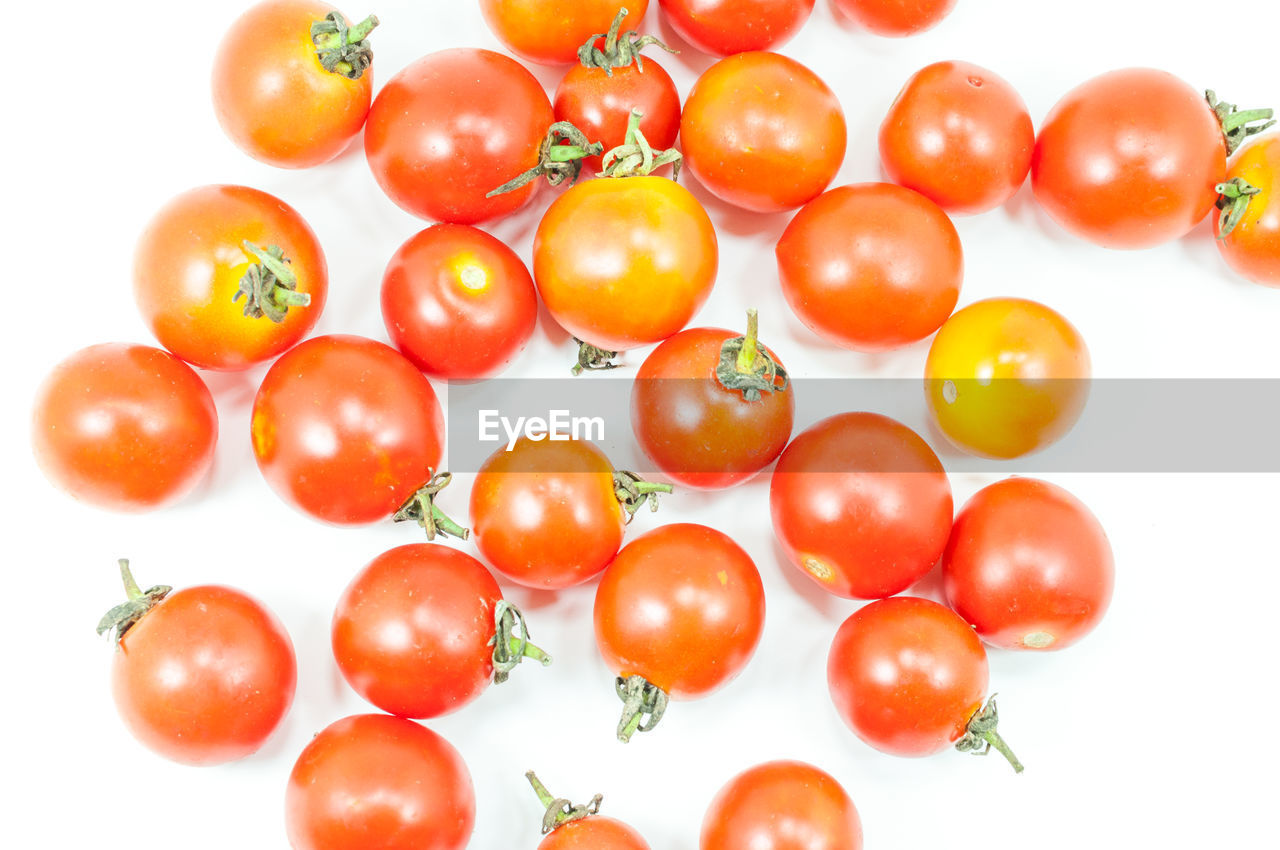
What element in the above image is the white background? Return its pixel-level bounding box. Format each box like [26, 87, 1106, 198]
[5, 0, 1279, 846]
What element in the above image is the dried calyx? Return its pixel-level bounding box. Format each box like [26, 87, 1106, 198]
[577, 7, 677, 76]
[311, 11, 379, 80]
[235, 241, 310, 323]
[96, 559, 171, 644]
[393, 471, 470, 540]
[716, 309, 790, 402]
[487, 124, 604, 198]
[526, 771, 603, 834]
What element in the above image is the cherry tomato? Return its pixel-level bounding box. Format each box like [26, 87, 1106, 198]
[700, 760, 863, 850]
[285, 713, 475, 850]
[32, 343, 217, 512]
[527, 772, 651, 849]
[682, 52, 846, 212]
[479, 0, 649, 66]
[831, 0, 956, 36]
[100, 560, 296, 766]
[211, 0, 376, 168]
[631, 314, 794, 489]
[1215, 134, 1280, 286]
[943, 477, 1115, 650]
[134, 185, 327, 371]
[380, 224, 537, 380]
[770, 412, 952, 600]
[594, 523, 765, 741]
[251, 335, 446, 525]
[776, 183, 962, 350]
[879, 61, 1034, 215]
[365, 48, 554, 224]
[660, 0, 815, 56]
[925, 297, 1090, 459]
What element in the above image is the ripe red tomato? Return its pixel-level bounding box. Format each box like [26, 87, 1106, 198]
[700, 761, 863, 850]
[479, 0, 649, 65]
[832, 0, 956, 36]
[32, 343, 217, 512]
[1215, 134, 1280, 286]
[593, 523, 765, 741]
[251, 335, 446, 526]
[365, 48, 554, 224]
[660, 0, 815, 56]
[332, 544, 550, 719]
[631, 313, 794, 489]
[879, 61, 1034, 215]
[526, 772, 651, 849]
[100, 560, 296, 766]
[770, 412, 952, 600]
[943, 477, 1115, 650]
[380, 224, 538, 379]
[682, 52, 846, 212]
[828, 597, 1022, 770]
[776, 183, 962, 350]
[285, 713, 475, 850]
[134, 185, 327, 371]
[211, 0, 376, 168]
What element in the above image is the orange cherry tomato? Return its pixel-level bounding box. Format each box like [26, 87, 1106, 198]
[700, 761, 863, 850]
[660, 0, 815, 56]
[1215, 134, 1280, 286]
[526, 773, 651, 849]
[832, 0, 956, 36]
[479, 0, 649, 65]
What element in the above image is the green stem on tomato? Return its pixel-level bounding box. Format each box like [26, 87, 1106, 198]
[571, 339, 621, 375]
[96, 559, 172, 643]
[1206, 90, 1276, 156]
[311, 11, 378, 79]
[487, 122, 603, 197]
[235, 241, 310, 323]
[525, 771, 603, 834]
[614, 674, 669, 743]
[716, 308, 790, 402]
[491, 600, 552, 685]
[576, 7, 677, 76]
[954, 695, 1025, 774]
[392, 472, 470, 540]
[1216, 177, 1261, 239]
[612, 471, 673, 521]
[599, 108, 682, 179]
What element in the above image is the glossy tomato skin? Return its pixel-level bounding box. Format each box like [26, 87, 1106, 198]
[827, 597, 987, 757]
[682, 52, 846, 212]
[251, 335, 445, 525]
[832, 0, 956, 36]
[134, 185, 327, 371]
[32, 343, 217, 512]
[211, 0, 372, 168]
[471, 437, 628, 589]
[943, 477, 1115, 650]
[534, 176, 717, 350]
[285, 714, 475, 850]
[660, 0, 815, 56]
[631, 327, 794, 489]
[380, 224, 538, 380]
[111, 585, 296, 766]
[925, 297, 1090, 459]
[1216, 135, 1280, 285]
[480, 0, 649, 65]
[700, 760, 863, 850]
[541, 817, 651, 850]
[554, 59, 681, 174]
[770, 413, 952, 599]
[776, 183, 962, 350]
[880, 61, 1034, 215]
[594, 523, 765, 699]
[365, 49, 554, 224]
[1032, 68, 1226, 249]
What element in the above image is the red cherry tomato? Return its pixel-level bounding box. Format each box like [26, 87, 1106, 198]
[380, 224, 537, 380]
[285, 713, 475, 850]
[700, 760, 863, 850]
[250, 334, 445, 525]
[134, 185, 327, 371]
[776, 183, 962, 350]
[211, 0, 376, 168]
[365, 48, 554, 224]
[832, 0, 956, 36]
[682, 52, 846, 212]
[101, 560, 296, 766]
[770, 412, 953, 599]
[1215, 134, 1280, 286]
[943, 477, 1115, 650]
[479, 0, 649, 66]
[660, 0, 815, 56]
[526, 773, 651, 849]
[879, 61, 1034, 215]
[32, 343, 217, 512]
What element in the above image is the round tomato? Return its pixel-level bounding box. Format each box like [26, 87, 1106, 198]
[682, 52, 846, 212]
[925, 297, 1090, 459]
[770, 412, 952, 599]
[1215, 134, 1280, 286]
[700, 761, 862, 850]
[832, 0, 956, 36]
[879, 61, 1034, 215]
[943, 477, 1114, 650]
[827, 597, 1022, 770]
[99, 560, 295, 766]
[32, 343, 217, 512]
[211, 0, 376, 168]
[593, 523, 765, 741]
[381, 224, 538, 379]
[480, 0, 649, 66]
[251, 334, 449, 526]
[285, 714, 475, 850]
[776, 183, 962, 350]
[660, 0, 815, 56]
[527, 772, 650, 849]
[134, 185, 327, 371]
[631, 312, 794, 489]
[365, 48, 554, 224]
